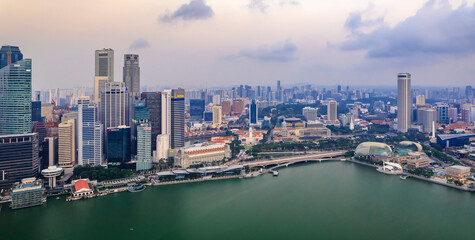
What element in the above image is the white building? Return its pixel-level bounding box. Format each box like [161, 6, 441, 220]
[397, 73, 412, 132]
[174, 143, 231, 168]
[212, 105, 222, 128]
[155, 134, 170, 162]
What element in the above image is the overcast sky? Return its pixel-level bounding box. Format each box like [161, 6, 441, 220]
[2, 0, 475, 90]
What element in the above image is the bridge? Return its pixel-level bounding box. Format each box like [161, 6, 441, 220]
[244, 151, 347, 169]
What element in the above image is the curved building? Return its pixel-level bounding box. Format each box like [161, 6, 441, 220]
[355, 142, 392, 157]
[395, 141, 423, 155]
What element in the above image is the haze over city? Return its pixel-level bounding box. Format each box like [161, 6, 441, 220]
[2, 0, 475, 89]
[1, 1, 475, 240]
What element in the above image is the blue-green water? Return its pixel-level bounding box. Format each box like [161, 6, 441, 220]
[1, 161, 474, 240]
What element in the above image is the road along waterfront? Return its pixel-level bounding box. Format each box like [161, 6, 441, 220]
[0, 161, 474, 240]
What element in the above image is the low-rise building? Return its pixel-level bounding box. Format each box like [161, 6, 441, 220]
[175, 143, 231, 168]
[70, 179, 94, 199]
[10, 178, 45, 209]
[406, 154, 431, 169]
[445, 165, 471, 179]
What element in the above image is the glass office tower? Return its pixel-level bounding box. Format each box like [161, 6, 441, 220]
[0, 59, 32, 135]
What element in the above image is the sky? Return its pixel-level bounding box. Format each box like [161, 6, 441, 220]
[1, 0, 475, 90]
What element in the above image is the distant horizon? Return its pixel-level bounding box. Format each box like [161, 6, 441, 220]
[2, 0, 475, 89]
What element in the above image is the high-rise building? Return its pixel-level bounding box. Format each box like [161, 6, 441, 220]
[170, 89, 185, 149]
[156, 134, 169, 161]
[43, 137, 58, 168]
[94, 48, 114, 104]
[302, 107, 318, 121]
[31, 101, 42, 122]
[123, 54, 140, 125]
[213, 106, 222, 127]
[100, 82, 129, 129]
[190, 99, 205, 119]
[465, 85, 473, 99]
[107, 126, 131, 166]
[0, 45, 23, 69]
[249, 99, 258, 124]
[416, 95, 425, 105]
[123, 54, 140, 98]
[422, 108, 437, 133]
[136, 123, 152, 171]
[397, 73, 412, 133]
[277, 80, 282, 102]
[222, 100, 232, 116]
[436, 103, 449, 124]
[0, 133, 39, 190]
[232, 100, 244, 114]
[0, 59, 32, 135]
[58, 119, 76, 168]
[326, 100, 338, 122]
[78, 100, 103, 166]
[95, 48, 114, 80]
[461, 104, 472, 123]
[141, 92, 161, 151]
[132, 101, 150, 155]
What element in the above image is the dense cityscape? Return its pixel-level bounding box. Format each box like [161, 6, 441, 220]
[1, 45, 474, 209]
[1, 0, 475, 239]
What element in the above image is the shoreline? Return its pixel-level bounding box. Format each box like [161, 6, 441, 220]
[347, 159, 475, 192]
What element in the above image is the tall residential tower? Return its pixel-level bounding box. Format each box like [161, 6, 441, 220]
[397, 73, 412, 133]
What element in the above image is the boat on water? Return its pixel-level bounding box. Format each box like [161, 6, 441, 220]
[128, 184, 146, 193]
[400, 175, 408, 180]
[272, 171, 279, 176]
[376, 162, 403, 175]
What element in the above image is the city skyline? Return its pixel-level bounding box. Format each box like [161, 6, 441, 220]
[2, 0, 475, 89]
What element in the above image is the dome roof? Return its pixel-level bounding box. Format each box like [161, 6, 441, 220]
[355, 142, 392, 156]
[395, 141, 423, 155]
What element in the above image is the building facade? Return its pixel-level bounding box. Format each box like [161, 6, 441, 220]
[213, 106, 222, 127]
[0, 133, 39, 190]
[58, 119, 76, 168]
[78, 101, 103, 166]
[136, 123, 152, 171]
[249, 99, 258, 124]
[170, 89, 185, 149]
[100, 82, 129, 129]
[174, 143, 231, 168]
[397, 73, 412, 132]
[0, 59, 32, 135]
[107, 126, 131, 166]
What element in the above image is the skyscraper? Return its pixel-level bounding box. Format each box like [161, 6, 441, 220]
[302, 107, 318, 121]
[141, 92, 161, 151]
[123, 54, 140, 125]
[397, 73, 412, 133]
[213, 106, 222, 127]
[58, 119, 76, 168]
[136, 123, 152, 171]
[170, 89, 185, 149]
[326, 100, 337, 122]
[190, 99, 205, 119]
[422, 108, 437, 133]
[95, 48, 114, 80]
[0, 58, 32, 135]
[0, 133, 39, 190]
[94, 48, 114, 104]
[0, 45, 23, 69]
[249, 99, 258, 124]
[132, 101, 150, 155]
[78, 99, 103, 166]
[107, 126, 131, 166]
[436, 103, 449, 124]
[100, 82, 129, 129]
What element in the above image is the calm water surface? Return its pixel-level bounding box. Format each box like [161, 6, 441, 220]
[1, 161, 474, 240]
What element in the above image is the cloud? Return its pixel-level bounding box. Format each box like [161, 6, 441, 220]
[341, 1, 475, 58]
[129, 38, 149, 49]
[279, 0, 299, 7]
[225, 39, 297, 62]
[160, 0, 214, 23]
[344, 5, 385, 34]
[247, 0, 269, 13]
